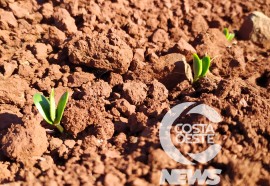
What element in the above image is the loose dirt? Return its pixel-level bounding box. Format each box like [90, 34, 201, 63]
[0, 0, 269, 185]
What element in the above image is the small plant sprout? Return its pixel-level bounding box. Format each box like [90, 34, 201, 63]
[223, 28, 235, 41]
[33, 89, 68, 133]
[192, 53, 211, 82]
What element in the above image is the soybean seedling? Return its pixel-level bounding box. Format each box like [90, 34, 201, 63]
[33, 89, 68, 133]
[192, 53, 211, 82]
[223, 28, 235, 41]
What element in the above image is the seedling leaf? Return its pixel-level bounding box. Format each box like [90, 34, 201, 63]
[200, 56, 211, 77]
[223, 28, 229, 38]
[227, 33, 235, 41]
[193, 53, 202, 82]
[55, 91, 69, 125]
[50, 88, 56, 122]
[33, 94, 53, 124]
[223, 28, 235, 41]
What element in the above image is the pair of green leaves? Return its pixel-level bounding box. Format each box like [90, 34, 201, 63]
[193, 54, 211, 82]
[33, 89, 68, 133]
[223, 28, 235, 41]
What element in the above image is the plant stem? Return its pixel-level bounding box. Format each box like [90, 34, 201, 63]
[54, 123, 64, 133]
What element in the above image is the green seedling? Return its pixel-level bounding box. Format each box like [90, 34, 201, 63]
[223, 28, 235, 41]
[33, 89, 68, 133]
[193, 53, 211, 82]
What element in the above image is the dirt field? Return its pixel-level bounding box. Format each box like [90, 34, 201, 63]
[0, 0, 269, 185]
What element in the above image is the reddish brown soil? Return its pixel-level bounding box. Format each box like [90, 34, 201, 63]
[0, 0, 269, 185]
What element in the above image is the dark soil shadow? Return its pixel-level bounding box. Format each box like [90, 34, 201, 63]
[0, 113, 23, 130]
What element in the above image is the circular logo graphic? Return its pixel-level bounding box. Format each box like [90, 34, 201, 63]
[159, 102, 222, 165]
